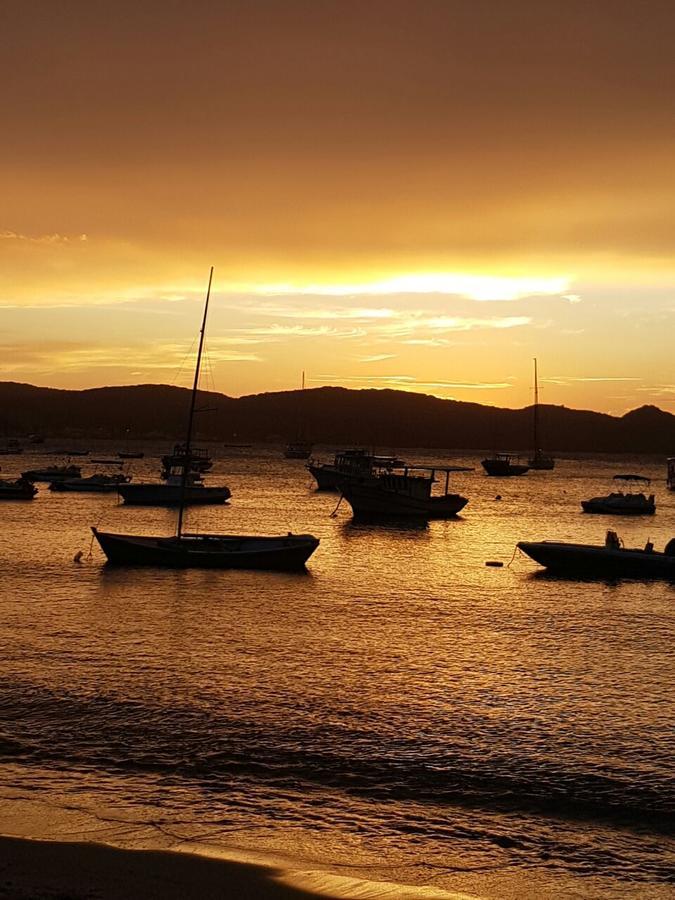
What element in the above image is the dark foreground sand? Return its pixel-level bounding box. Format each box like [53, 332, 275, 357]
[0, 836, 468, 900]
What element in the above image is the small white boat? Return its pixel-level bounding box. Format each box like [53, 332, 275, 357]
[581, 475, 655, 516]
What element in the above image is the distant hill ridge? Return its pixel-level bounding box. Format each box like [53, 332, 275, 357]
[0, 381, 673, 453]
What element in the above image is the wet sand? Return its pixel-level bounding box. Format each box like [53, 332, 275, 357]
[0, 835, 473, 900]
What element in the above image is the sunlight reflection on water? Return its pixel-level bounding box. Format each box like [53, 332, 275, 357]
[0, 448, 673, 897]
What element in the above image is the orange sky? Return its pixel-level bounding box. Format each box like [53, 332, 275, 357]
[2, 1, 674, 412]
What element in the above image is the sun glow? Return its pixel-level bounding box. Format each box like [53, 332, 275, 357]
[251, 273, 571, 301]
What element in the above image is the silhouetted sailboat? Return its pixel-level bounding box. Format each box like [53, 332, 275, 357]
[284, 371, 313, 459]
[528, 358, 554, 470]
[93, 269, 320, 570]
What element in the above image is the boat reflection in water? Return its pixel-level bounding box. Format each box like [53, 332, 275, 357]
[339, 464, 471, 520]
[92, 268, 320, 572]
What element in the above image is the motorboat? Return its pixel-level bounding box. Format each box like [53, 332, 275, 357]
[22, 464, 82, 482]
[308, 449, 406, 491]
[518, 531, 675, 579]
[120, 436, 227, 506]
[92, 529, 319, 570]
[117, 471, 230, 506]
[581, 475, 655, 516]
[527, 358, 555, 470]
[161, 443, 212, 476]
[92, 268, 320, 571]
[284, 441, 313, 460]
[481, 453, 529, 476]
[0, 476, 37, 500]
[50, 473, 132, 493]
[339, 464, 470, 520]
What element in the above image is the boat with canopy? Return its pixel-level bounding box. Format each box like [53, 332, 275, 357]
[338, 464, 471, 519]
[581, 474, 655, 515]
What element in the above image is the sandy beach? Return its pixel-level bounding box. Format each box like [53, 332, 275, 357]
[0, 836, 474, 900]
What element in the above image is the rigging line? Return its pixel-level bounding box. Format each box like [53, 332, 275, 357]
[170, 335, 199, 388]
[505, 544, 520, 568]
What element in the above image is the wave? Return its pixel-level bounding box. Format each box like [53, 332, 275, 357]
[1, 683, 672, 831]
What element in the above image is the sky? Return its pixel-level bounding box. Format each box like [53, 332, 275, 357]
[1, 0, 674, 413]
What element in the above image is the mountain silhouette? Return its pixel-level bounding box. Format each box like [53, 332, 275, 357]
[1, 382, 674, 453]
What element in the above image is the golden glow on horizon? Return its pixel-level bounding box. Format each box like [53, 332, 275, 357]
[1, 3, 674, 412]
[254, 273, 571, 302]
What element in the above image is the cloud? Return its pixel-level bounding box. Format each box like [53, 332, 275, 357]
[0, 340, 260, 375]
[310, 373, 511, 391]
[544, 376, 642, 384]
[0, 230, 88, 244]
[358, 354, 397, 363]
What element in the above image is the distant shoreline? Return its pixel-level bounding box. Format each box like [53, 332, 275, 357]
[1, 381, 674, 453]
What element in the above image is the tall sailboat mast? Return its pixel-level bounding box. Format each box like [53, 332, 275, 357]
[532, 357, 539, 454]
[176, 266, 214, 539]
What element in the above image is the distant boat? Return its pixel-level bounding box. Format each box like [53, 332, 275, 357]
[0, 439, 23, 455]
[117, 473, 231, 507]
[284, 441, 313, 460]
[50, 473, 131, 493]
[22, 464, 82, 482]
[0, 476, 37, 500]
[50, 448, 90, 456]
[528, 358, 554, 470]
[118, 450, 144, 459]
[161, 443, 212, 476]
[481, 453, 529, 476]
[308, 449, 406, 491]
[93, 268, 320, 571]
[518, 531, 675, 579]
[284, 371, 313, 459]
[581, 474, 655, 516]
[119, 434, 225, 506]
[339, 464, 470, 519]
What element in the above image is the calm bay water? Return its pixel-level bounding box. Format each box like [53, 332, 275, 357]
[0, 447, 673, 897]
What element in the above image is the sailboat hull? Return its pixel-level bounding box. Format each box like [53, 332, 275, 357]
[92, 528, 320, 570]
[118, 483, 231, 506]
